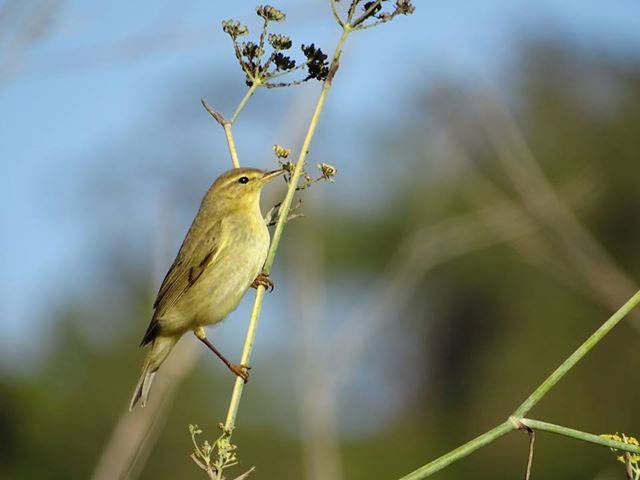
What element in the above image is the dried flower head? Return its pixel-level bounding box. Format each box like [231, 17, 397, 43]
[302, 44, 329, 81]
[222, 20, 248, 39]
[268, 34, 292, 50]
[280, 161, 295, 174]
[274, 52, 296, 71]
[317, 163, 337, 181]
[241, 41, 260, 59]
[256, 5, 285, 22]
[221, 6, 330, 89]
[273, 144, 290, 159]
[395, 0, 415, 15]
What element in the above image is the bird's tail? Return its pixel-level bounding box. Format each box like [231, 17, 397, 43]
[129, 335, 178, 411]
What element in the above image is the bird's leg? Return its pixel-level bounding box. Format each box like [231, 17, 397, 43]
[251, 272, 274, 292]
[193, 327, 250, 383]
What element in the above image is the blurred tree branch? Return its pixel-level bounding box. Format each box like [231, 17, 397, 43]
[475, 93, 638, 318]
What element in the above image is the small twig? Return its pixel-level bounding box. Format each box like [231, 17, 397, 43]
[346, 0, 360, 23]
[255, 18, 269, 78]
[191, 453, 216, 479]
[230, 83, 260, 124]
[330, 0, 344, 27]
[517, 421, 535, 480]
[201, 99, 240, 168]
[201, 99, 227, 126]
[264, 79, 307, 89]
[233, 467, 256, 480]
[624, 453, 634, 480]
[351, 0, 382, 27]
[201, 81, 260, 169]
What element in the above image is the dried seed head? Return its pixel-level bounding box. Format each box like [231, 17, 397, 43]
[274, 52, 296, 71]
[395, 0, 415, 15]
[317, 163, 337, 181]
[268, 33, 292, 50]
[222, 19, 249, 39]
[242, 41, 260, 59]
[273, 144, 291, 159]
[302, 44, 329, 81]
[256, 5, 286, 22]
[280, 161, 295, 174]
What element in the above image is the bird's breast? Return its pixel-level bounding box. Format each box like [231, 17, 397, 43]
[196, 212, 269, 325]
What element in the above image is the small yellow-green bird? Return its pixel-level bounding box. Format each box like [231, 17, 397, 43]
[129, 167, 283, 410]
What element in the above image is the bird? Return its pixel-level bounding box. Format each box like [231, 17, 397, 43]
[129, 167, 283, 410]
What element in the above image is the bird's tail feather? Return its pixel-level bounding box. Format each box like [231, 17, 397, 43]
[129, 335, 178, 411]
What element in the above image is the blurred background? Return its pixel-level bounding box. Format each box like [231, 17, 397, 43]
[2, 1, 640, 479]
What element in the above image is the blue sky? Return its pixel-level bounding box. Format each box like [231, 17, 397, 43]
[2, 0, 640, 361]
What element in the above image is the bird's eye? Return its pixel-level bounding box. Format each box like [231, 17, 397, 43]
[238, 176, 249, 184]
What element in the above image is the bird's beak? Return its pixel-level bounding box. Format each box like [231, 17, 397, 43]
[261, 169, 285, 183]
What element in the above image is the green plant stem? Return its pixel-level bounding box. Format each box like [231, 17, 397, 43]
[396, 288, 640, 479]
[513, 289, 640, 417]
[330, 0, 344, 26]
[351, 0, 382, 27]
[203, 82, 260, 169]
[220, 83, 260, 169]
[217, 24, 352, 469]
[398, 422, 515, 480]
[223, 123, 241, 169]
[517, 418, 640, 455]
[231, 83, 259, 124]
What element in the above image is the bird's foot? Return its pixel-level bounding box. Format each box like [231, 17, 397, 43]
[251, 273, 274, 292]
[229, 363, 251, 383]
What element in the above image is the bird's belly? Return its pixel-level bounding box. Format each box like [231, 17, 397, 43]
[191, 235, 268, 327]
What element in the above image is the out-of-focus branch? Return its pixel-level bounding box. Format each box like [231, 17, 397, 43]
[91, 199, 200, 480]
[476, 93, 638, 316]
[289, 223, 344, 480]
[0, 0, 63, 88]
[91, 341, 200, 480]
[327, 174, 598, 391]
[442, 138, 600, 300]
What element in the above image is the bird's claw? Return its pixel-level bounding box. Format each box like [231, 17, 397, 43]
[230, 363, 251, 383]
[251, 273, 274, 292]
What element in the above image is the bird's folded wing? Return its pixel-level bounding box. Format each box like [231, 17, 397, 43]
[152, 222, 226, 318]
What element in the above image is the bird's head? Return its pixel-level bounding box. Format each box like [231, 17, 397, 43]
[205, 167, 284, 211]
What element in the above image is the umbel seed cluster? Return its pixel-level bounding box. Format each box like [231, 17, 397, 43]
[221, 5, 330, 88]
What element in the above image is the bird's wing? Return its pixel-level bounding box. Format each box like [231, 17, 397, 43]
[140, 221, 225, 346]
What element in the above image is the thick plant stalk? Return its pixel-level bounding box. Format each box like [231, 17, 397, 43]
[217, 24, 352, 453]
[397, 288, 640, 479]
